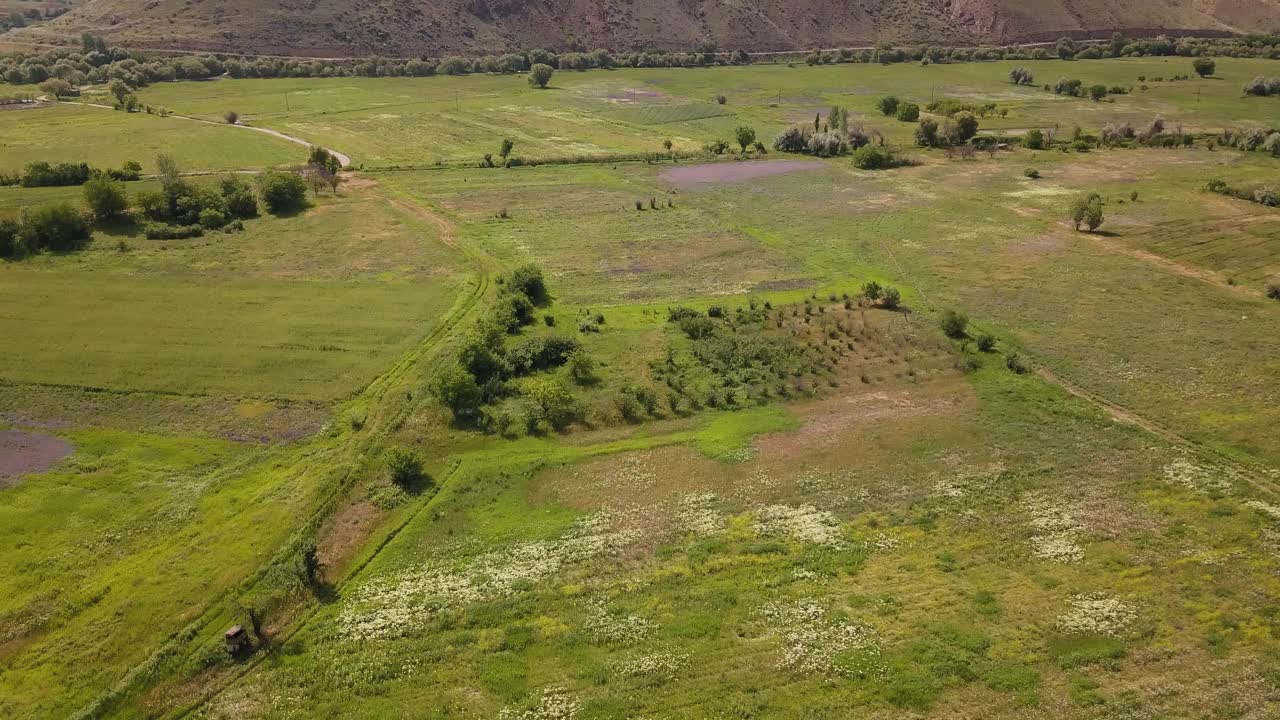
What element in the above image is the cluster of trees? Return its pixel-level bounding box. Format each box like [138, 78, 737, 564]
[431, 265, 594, 433]
[877, 96, 920, 122]
[773, 107, 875, 158]
[0, 203, 92, 259]
[1009, 67, 1035, 85]
[1243, 77, 1280, 96]
[1218, 126, 1280, 154]
[1051, 76, 1130, 101]
[1206, 179, 1278, 207]
[0, 159, 140, 188]
[914, 112, 979, 148]
[131, 154, 265, 236]
[0, 6, 66, 32]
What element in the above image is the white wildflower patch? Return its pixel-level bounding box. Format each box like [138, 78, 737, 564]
[337, 512, 636, 641]
[1024, 492, 1084, 563]
[675, 493, 726, 536]
[581, 597, 655, 645]
[865, 532, 901, 552]
[753, 504, 845, 547]
[758, 599, 881, 678]
[1162, 458, 1234, 495]
[616, 649, 690, 680]
[500, 687, 581, 720]
[604, 456, 658, 492]
[1057, 593, 1137, 636]
[1244, 500, 1280, 522]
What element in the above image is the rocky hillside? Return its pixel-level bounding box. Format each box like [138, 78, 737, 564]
[10, 0, 1280, 57]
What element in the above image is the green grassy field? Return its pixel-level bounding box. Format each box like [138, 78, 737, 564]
[1, 54, 1279, 720]
[132, 57, 1280, 167]
[0, 101, 302, 173]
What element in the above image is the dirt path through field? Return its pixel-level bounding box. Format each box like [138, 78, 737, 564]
[1087, 232, 1263, 299]
[63, 100, 351, 168]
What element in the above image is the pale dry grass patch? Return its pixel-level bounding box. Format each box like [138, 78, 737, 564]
[757, 599, 882, 678]
[1056, 592, 1137, 636]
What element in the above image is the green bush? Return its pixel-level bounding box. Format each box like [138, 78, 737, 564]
[881, 287, 902, 309]
[895, 102, 920, 122]
[877, 95, 900, 116]
[21, 203, 91, 252]
[1024, 128, 1046, 150]
[82, 176, 128, 220]
[976, 334, 997, 352]
[507, 263, 549, 304]
[528, 63, 554, 88]
[385, 448, 430, 491]
[198, 208, 227, 229]
[940, 310, 968, 339]
[1024, 168, 1040, 179]
[257, 170, 307, 214]
[0, 216, 24, 258]
[430, 364, 483, 421]
[851, 144, 901, 170]
[143, 223, 203, 240]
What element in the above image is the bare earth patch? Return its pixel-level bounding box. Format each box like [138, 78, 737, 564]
[660, 160, 824, 187]
[0, 430, 73, 484]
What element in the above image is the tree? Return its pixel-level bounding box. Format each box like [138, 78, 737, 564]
[39, 78, 72, 100]
[862, 280, 883, 301]
[1056, 37, 1076, 60]
[567, 349, 596, 384]
[430, 364, 483, 421]
[1193, 57, 1216, 78]
[1069, 193, 1104, 232]
[915, 118, 941, 147]
[499, 138, 514, 161]
[1024, 128, 1046, 150]
[940, 310, 968, 339]
[82, 176, 127, 220]
[308, 146, 342, 174]
[735, 126, 756, 153]
[154, 153, 186, 198]
[524, 376, 580, 430]
[257, 171, 307, 214]
[224, 110, 238, 124]
[945, 112, 979, 144]
[895, 102, 920, 122]
[106, 78, 131, 105]
[1088, 84, 1108, 101]
[507, 263, 549, 304]
[528, 63, 553, 88]
[877, 95, 900, 116]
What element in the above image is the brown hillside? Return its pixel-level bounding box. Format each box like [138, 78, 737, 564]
[10, 0, 1280, 57]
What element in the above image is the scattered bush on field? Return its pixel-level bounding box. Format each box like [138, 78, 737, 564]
[1192, 58, 1215, 77]
[385, 448, 430, 491]
[1068, 193, 1105, 232]
[1009, 67, 1034, 85]
[528, 63, 553, 88]
[1024, 168, 1040, 179]
[257, 170, 308, 214]
[940, 310, 968, 339]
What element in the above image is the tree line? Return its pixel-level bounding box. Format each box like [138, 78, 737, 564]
[4, 32, 1280, 88]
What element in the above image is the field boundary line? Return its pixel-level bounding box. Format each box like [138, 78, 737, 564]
[1036, 366, 1280, 502]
